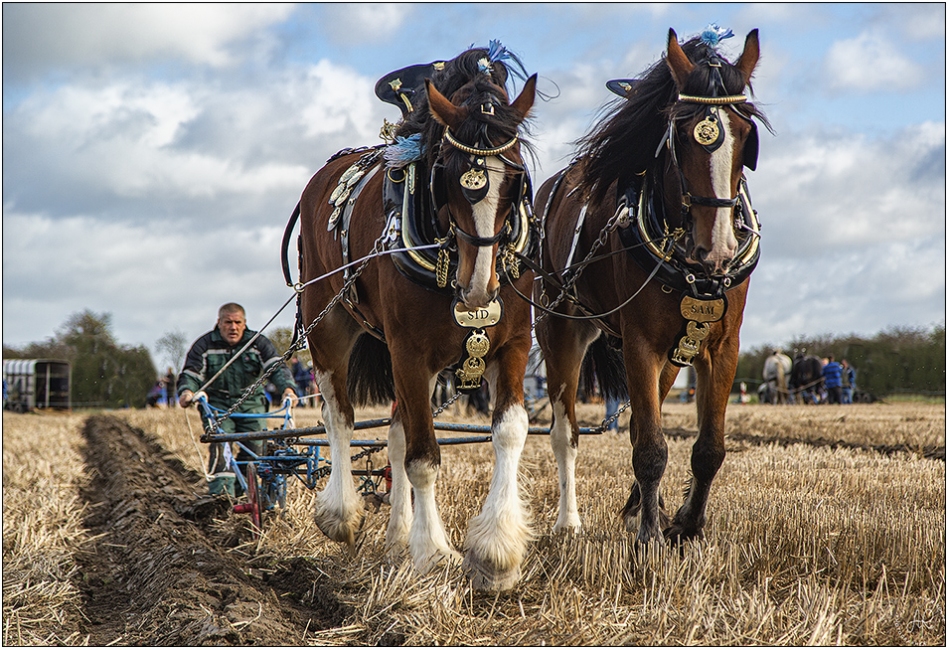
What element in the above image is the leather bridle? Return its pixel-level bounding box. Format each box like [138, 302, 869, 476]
[431, 124, 529, 250]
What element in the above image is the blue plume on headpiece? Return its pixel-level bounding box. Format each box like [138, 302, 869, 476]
[700, 23, 735, 47]
[484, 39, 529, 81]
[384, 133, 425, 168]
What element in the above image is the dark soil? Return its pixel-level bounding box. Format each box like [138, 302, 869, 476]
[76, 414, 354, 645]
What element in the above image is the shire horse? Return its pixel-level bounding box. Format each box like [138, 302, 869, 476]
[535, 28, 768, 545]
[295, 46, 538, 591]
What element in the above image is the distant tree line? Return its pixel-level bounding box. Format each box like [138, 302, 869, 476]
[3, 310, 157, 409]
[735, 324, 946, 398]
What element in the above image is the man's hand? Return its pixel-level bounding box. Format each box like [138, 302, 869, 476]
[282, 388, 298, 407]
[179, 389, 194, 408]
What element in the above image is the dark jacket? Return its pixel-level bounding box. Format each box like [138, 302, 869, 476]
[177, 327, 295, 410]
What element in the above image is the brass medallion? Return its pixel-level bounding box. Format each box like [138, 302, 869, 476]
[329, 182, 346, 204]
[670, 296, 727, 366]
[333, 187, 352, 207]
[452, 298, 503, 329]
[345, 169, 366, 188]
[460, 168, 488, 190]
[455, 329, 491, 391]
[328, 206, 343, 230]
[340, 163, 362, 184]
[693, 116, 720, 146]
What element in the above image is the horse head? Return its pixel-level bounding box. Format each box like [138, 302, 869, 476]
[662, 28, 760, 277]
[425, 70, 536, 309]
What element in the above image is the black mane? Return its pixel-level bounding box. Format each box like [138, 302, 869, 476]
[576, 37, 770, 205]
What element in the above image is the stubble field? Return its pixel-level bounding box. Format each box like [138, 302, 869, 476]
[3, 400, 945, 645]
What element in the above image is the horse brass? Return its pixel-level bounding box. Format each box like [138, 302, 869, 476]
[455, 329, 491, 391]
[460, 168, 488, 190]
[671, 321, 711, 365]
[680, 296, 725, 323]
[693, 116, 720, 146]
[452, 298, 502, 328]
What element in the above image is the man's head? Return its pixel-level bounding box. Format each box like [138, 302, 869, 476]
[217, 303, 247, 346]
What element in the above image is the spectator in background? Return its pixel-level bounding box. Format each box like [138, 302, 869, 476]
[841, 359, 856, 404]
[822, 354, 843, 404]
[163, 367, 176, 408]
[291, 356, 312, 407]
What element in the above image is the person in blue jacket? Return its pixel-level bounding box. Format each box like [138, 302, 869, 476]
[822, 354, 843, 405]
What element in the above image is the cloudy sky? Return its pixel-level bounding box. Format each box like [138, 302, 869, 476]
[3, 3, 945, 370]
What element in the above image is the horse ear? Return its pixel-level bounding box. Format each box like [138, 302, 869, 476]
[665, 28, 694, 89]
[425, 79, 464, 130]
[510, 73, 537, 122]
[734, 29, 760, 86]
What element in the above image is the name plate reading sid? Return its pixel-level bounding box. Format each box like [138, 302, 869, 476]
[452, 298, 503, 329]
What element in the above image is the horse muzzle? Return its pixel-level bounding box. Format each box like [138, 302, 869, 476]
[456, 282, 500, 310]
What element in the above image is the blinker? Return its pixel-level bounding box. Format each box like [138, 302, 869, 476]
[460, 157, 490, 203]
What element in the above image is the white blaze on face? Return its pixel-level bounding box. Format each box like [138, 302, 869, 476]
[706, 116, 739, 266]
[462, 156, 504, 307]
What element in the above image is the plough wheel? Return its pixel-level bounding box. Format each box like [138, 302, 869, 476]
[233, 463, 263, 538]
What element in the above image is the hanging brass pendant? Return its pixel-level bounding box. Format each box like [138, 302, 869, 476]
[693, 116, 720, 146]
[455, 329, 491, 391]
[460, 168, 487, 190]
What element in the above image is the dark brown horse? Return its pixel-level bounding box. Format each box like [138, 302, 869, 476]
[294, 46, 537, 591]
[534, 28, 768, 545]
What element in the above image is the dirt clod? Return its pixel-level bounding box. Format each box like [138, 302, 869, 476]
[77, 414, 350, 645]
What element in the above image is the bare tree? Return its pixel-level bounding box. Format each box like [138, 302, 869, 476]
[155, 330, 189, 374]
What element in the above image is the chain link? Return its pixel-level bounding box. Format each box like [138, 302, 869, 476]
[218, 234, 387, 424]
[532, 201, 627, 331]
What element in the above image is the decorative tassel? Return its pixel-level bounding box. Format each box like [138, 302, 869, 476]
[384, 133, 425, 168]
[700, 24, 734, 47]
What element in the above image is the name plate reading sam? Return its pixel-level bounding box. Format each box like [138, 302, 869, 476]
[679, 295, 726, 323]
[452, 298, 503, 329]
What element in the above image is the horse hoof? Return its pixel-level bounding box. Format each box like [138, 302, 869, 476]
[552, 519, 582, 535]
[462, 553, 521, 592]
[313, 501, 362, 548]
[415, 547, 462, 574]
[663, 522, 704, 546]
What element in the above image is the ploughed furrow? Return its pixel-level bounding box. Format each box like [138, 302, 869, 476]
[76, 414, 351, 646]
[664, 426, 946, 461]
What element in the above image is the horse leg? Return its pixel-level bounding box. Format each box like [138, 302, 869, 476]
[658, 361, 680, 402]
[384, 408, 412, 558]
[307, 312, 364, 547]
[667, 311, 743, 543]
[620, 347, 670, 544]
[393, 359, 460, 572]
[462, 348, 532, 592]
[537, 318, 599, 534]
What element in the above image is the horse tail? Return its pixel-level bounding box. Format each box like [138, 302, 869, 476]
[581, 334, 628, 401]
[347, 334, 396, 406]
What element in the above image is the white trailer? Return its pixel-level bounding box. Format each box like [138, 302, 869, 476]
[3, 359, 71, 412]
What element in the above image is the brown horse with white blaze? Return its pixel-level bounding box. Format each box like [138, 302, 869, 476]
[535, 28, 769, 545]
[294, 46, 538, 591]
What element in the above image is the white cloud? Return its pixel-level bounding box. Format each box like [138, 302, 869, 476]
[823, 31, 924, 92]
[2, 210, 294, 353]
[322, 4, 411, 44]
[3, 60, 389, 219]
[753, 122, 945, 257]
[3, 4, 295, 77]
